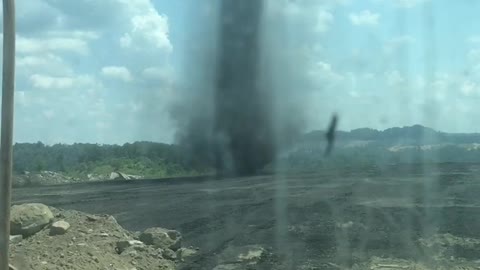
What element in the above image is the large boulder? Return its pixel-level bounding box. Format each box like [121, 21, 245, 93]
[10, 203, 53, 237]
[139, 227, 182, 251]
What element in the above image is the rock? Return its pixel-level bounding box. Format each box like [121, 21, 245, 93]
[139, 227, 182, 251]
[176, 247, 198, 261]
[109, 172, 143, 181]
[49, 220, 70, 235]
[125, 173, 142, 180]
[162, 249, 177, 261]
[237, 246, 265, 263]
[86, 215, 99, 222]
[86, 173, 105, 181]
[10, 203, 54, 237]
[9, 235, 23, 244]
[120, 247, 138, 258]
[109, 172, 122, 180]
[365, 256, 416, 270]
[118, 172, 131, 180]
[110, 172, 136, 181]
[132, 231, 141, 240]
[116, 240, 145, 254]
[214, 246, 268, 270]
[218, 245, 266, 265]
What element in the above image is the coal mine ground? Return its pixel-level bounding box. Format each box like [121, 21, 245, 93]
[12, 163, 480, 269]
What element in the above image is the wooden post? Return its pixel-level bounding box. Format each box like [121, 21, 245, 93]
[0, 0, 15, 269]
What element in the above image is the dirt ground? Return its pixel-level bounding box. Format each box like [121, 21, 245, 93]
[12, 163, 480, 269]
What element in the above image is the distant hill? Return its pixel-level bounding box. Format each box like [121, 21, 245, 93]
[282, 125, 480, 170]
[302, 125, 480, 146]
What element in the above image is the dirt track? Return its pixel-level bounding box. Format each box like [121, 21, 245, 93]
[12, 163, 480, 268]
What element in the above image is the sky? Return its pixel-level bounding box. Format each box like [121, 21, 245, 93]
[3, 0, 480, 144]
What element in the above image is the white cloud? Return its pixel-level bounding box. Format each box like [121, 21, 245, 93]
[129, 102, 144, 113]
[468, 49, 480, 62]
[349, 10, 380, 26]
[18, 54, 62, 68]
[315, 10, 334, 33]
[390, 35, 416, 44]
[385, 70, 405, 86]
[467, 35, 480, 44]
[384, 35, 415, 54]
[95, 121, 110, 130]
[86, 98, 109, 117]
[30, 74, 74, 89]
[392, 0, 429, 8]
[120, 4, 172, 52]
[17, 35, 90, 55]
[371, 0, 429, 8]
[15, 91, 28, 107]
[461, 80, 477, 96]
[43, 110, 55, 119]
[17, 54, 72, 75]
[308, 61, 344, 84]
[282, 1, 303, 17]
[29, 74, 97, 90]
[142, 66, 174, 82]
[44, 30, 100, 40]
[101, 66, 133, 82]
[265, 0, 345, 35]
[362, 73, 375, 80]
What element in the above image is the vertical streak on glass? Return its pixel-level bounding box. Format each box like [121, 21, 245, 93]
[0, 0, 15, 269]
[259, 1, 291, 264]
[421, 2, 439, 254]
[392, 7, 417, 259]
[274, 171, 290, 267]
[393, 9, 410, 125]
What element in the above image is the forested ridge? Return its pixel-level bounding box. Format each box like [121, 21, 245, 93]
[13, 141, 211, 178]
[14, 125, 480, 179]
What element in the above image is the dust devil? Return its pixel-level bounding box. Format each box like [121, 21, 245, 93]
[213, 0, 274, 176]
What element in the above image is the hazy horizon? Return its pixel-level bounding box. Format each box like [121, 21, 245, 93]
[13, 123, 480, 146]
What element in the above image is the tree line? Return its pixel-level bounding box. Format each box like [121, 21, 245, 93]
[13, 141, 210, 176]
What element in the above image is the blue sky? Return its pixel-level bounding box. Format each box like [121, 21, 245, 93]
[4, 0, 480, 144]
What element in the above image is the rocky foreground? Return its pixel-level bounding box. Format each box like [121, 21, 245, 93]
[8, 203, 194, 270]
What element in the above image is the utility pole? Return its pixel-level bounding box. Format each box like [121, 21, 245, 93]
[0, 0, 16, 269]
